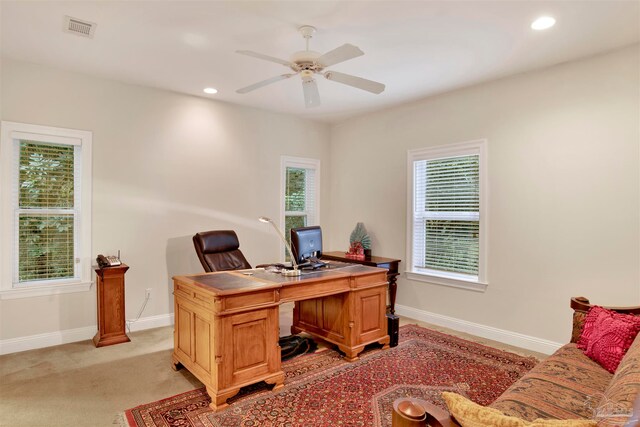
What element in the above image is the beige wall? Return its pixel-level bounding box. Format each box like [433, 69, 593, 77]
[2, 45, 638, 348]
[327, 45, 640, 344]
[0, 58, 331, 340]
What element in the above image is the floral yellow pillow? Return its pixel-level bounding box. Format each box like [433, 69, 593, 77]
[442, 392, 597, 427]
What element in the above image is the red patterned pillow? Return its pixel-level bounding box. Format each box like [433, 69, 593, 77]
[577, 306, 605, 350]
[579, 306, 640, 373]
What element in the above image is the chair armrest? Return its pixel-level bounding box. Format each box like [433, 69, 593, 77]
[421, 402, 460, 427]
[570, 296, 640, 343]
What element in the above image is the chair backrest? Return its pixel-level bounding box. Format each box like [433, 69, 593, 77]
[193, 230, 251, 272]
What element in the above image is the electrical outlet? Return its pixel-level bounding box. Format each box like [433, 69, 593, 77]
[145, 288, 152, 299]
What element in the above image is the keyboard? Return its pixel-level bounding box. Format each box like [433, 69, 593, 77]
[298, 258, 327, 270]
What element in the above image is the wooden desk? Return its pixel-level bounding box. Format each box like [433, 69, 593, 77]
[172, 264, 390, 412]
[321, 252, 401, 347]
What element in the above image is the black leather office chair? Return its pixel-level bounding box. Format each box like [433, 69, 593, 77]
[193, 230, 251, 272]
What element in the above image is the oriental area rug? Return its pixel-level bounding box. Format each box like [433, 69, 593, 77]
[125, 325, 538, 427]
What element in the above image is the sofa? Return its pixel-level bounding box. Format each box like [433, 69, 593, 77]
[418, 297, 640, 427]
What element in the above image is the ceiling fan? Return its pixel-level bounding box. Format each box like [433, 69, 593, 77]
[235, 25, 385, 108]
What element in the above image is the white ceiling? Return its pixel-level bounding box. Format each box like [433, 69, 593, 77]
[1, 1, 638, 123]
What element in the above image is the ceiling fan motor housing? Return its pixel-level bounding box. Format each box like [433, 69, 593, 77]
[290, 50, 324, 75]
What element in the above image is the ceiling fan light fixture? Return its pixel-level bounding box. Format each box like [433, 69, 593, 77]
[302, 76, 320, 108]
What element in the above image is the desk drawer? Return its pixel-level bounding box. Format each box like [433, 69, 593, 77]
[222, 289, 279, 313]
[174, 282, 214, 311]
[280, 277, 350, 302]
[351, 272, 387, 289]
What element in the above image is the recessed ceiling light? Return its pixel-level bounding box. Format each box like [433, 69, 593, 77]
[531, 16, 556, 30]
[203, 87, 218, 94]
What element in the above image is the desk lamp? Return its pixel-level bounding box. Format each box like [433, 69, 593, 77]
[258, 216, 301, 276]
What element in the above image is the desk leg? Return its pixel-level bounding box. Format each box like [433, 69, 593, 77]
[171, 354, 183, 371]
[338, 344, 366, 362]
[388, 273, 398, 315]
[208, 387, 240, 412]
[338, 334, 390, 362]
[387, 273, 400, 347]
[207, 371, 284, 412]
[387, 314, 399, 347]
[265, 373, 285, 391]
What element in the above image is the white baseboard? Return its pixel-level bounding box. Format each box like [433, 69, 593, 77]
[0, 325, 96, 355]
[126, 313, 174, 332]
[0, 313, 175, 355]
[396, 304, 562, 355]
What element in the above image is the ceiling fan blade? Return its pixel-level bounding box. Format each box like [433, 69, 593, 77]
[317, 44, 364, 68]
[302, 77, 321, 108]
[236, 74, 295, 94]
[236, 50, 292, 67]
[324, 71, 385, 94]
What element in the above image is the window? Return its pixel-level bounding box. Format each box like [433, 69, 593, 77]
[281, 156, 320, 260]
[407, 140, 487, 292]
[1, 122, 92, 299]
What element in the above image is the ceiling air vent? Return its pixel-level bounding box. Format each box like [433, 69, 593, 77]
[63, 15, 96, 38]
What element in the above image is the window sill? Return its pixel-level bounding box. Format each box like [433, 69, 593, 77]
[405, 271, 487, 292]
[0, 281, 93, 300]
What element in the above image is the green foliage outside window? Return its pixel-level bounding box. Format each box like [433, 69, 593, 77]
[18, 141, 75, 282]
[285, 215, 307, 242]
[19, 215, 74, 281]
[284, 167, 308, 260]
[285, 168, 306, 212]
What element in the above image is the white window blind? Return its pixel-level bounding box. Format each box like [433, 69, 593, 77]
[14, 140, 80, 283]
[407, 140, 487, 291]
[413, 155, 479, 275]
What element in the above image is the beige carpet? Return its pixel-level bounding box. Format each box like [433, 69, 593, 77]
[0, 316, 544, 427]
[0, 327, 199, 427]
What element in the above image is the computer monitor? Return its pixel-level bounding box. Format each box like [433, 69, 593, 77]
[290, 226, 323, 265]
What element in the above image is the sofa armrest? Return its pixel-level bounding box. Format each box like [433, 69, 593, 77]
[570, 296, 640, 343]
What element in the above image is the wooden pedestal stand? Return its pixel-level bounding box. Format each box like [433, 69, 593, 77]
[93, 264, 130, 347]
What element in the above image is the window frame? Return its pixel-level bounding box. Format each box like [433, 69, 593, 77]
[406, 139, 488, 292]
[0, 121, 93, 300]
[280, 156, 320, 262]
